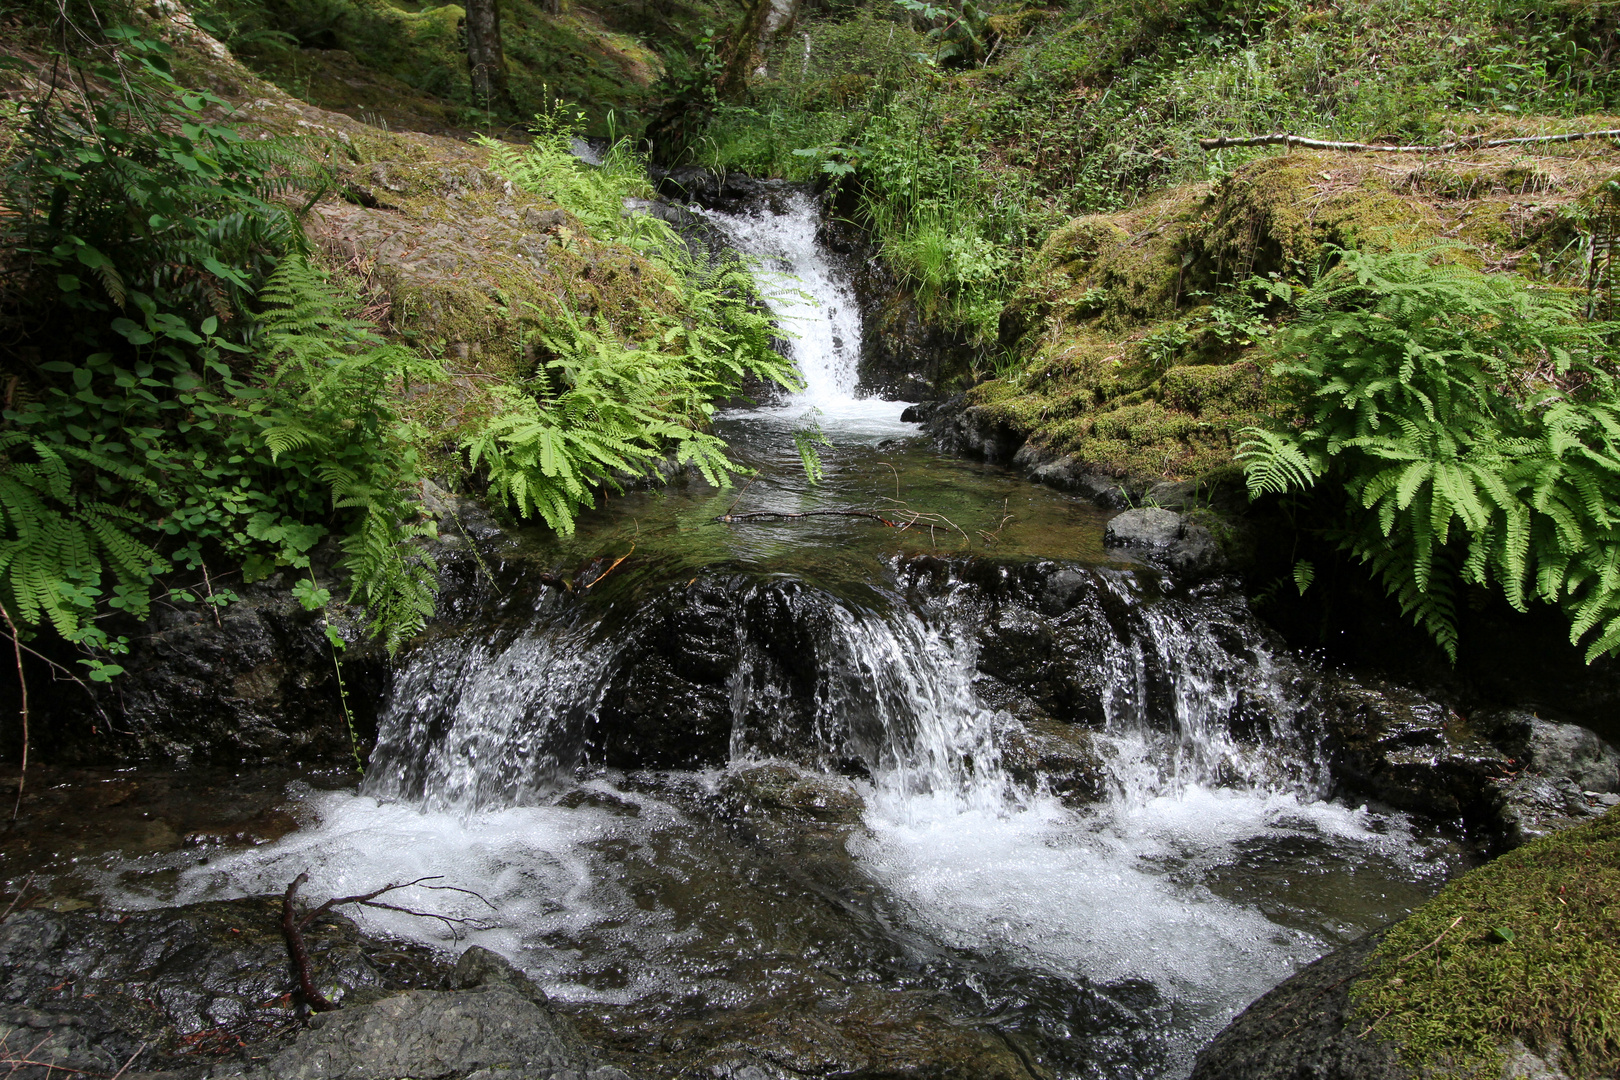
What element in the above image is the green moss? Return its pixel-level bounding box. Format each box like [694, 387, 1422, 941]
[1352, 808, 1620, 1079]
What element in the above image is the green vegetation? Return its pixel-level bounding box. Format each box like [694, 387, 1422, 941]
[0, 15, 797, 675]
[467, 113, 798, 532]
[0, 23, 442, 665]
[1352, 806, 1620, 1078]
[188, 0, 734, 131]
[1239, 246, 1620, 663]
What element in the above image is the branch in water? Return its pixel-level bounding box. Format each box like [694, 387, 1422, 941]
[715, 510, 902, 526]
[280, 873, 496, 1012]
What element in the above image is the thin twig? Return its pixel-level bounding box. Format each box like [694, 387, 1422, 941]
[2, 606, 28, 821]
[1198, 129, 1620, 153]
[0, 873, 36, 924]
[1394, 914, 1465, 967]
[108, 1042, 144, 1080]
[584, 543, 635, 589]
[724, 475, 758, 517]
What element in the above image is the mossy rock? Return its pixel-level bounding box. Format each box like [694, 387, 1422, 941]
[1351, 806, 1620, 1078]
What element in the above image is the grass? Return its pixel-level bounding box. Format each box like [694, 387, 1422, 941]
[1351, 806, 1620, 1078]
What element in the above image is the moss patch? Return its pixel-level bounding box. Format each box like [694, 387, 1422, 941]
[977, 145, 1620, 487]
[1352, 807, 1620, 1078]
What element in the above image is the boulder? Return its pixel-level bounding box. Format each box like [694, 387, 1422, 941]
[1103, 508, 1225, 577]
[247, 984, 621, 1080]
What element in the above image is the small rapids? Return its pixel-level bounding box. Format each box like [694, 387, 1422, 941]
[97, 192, 1465, 1079]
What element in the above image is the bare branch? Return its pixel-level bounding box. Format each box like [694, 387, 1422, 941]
[1198, 129, 1620, 153]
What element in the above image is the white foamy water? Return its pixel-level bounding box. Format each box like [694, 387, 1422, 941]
[701, 191, 915, 439]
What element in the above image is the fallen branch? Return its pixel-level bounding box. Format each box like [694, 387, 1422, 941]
[1198, 129, 1620, 153]
[280, 873, 496, 1012]
[716, 510, 902, 527]
[584, 542, 635, 589]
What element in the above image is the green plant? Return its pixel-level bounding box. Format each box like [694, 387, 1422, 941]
[0, 24, 442, 662]
[1238, 246, 1620, 662]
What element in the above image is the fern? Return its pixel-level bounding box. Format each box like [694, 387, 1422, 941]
[1241, 246, 1620, 662]
[467, 133, 801, 534]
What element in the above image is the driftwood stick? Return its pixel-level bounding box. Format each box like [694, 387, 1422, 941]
[1198, 129, 1620, 153]
[281, 873, 498, 1012]
[715, 509, 902, 526]
[281, 874, 335, 1012]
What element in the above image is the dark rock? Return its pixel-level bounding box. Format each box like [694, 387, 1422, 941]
[994, 714, 1107, 805]
[18, 577, 389, 768]
[1189, 931, 1408, 1080]
[920, 394, 1024, 463]
[0, 898, 448, 1077]
[453, 946, 549, 1005]
[1474, 710, 1620, 793]
[1320, 680, 1512, 831]
[250, 984, 608, 1080]
[1104, 508, 1226, 578]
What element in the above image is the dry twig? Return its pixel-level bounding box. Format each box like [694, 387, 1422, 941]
[1199, 129, 1620, 153]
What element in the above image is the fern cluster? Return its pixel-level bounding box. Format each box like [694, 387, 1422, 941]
[0, 26, 440, 664]
[471, 124, 801, 533]
[1239, 247, 1620, 662]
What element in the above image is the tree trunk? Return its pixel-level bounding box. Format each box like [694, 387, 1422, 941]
[464, 0, 510, 111]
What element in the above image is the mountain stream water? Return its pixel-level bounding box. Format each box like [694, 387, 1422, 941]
[58, 192, 1470, 1079]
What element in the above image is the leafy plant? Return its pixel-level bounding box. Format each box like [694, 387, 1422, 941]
[474, 126, 803, 532]
[1238, 246, 1620, 662]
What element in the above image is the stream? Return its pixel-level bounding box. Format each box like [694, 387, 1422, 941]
[25, 192, 1470, 1079]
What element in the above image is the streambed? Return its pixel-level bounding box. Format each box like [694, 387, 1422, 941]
[5, 193, 1474, 1080]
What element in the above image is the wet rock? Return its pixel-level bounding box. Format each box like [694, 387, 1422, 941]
[1189, 931, 1408, 1080]
[720, 762, 865, 824]
[20, 577, 388, 768]
[247, 984, 612, 1080]
[920, 393, 1024, 463]
[1469, 709, 1620, 844]
[994, 714, 1108, 805]
[0, 898, 448, 1076]
[1320, 680, 1512, 831]
[1103, 508, 1225, 577]
[1474, 709, 1620, 792]
[0, 898, 633, 1080]
[454, 946, 549, 1005]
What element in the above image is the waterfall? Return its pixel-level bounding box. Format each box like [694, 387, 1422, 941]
[108, 191, 1459, 1080]
[701, 190, 912, 439]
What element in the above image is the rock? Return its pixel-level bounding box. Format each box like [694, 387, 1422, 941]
[993, 714, 1107, 805]
[454, 946, 549, 1005]
[1319, 679, 1513, 832]
[1469, 709, 1620, 844]
[0, 898, 449, 1076]
[1103, 508, 1225, 577]
[1475, 710, 1620, 793]
[919, 394, 1024, 463]
[1494, 774, 1604, 846]
[255, 984, 597, 1080]
[1192, 931, 1575, 1080]
[1189, 931, 1408, 1080]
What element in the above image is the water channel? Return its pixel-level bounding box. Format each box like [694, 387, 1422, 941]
[36, 192, 1470, 1079]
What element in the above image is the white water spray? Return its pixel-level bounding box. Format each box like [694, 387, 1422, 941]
[702, 191, 913, 438]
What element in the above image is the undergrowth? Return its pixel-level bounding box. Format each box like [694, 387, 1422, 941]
[472, 106, 801, 532]
[1238, 246, 1620, 663]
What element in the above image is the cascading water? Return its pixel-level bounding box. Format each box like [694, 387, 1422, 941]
[97, 189, 1466, 1080]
